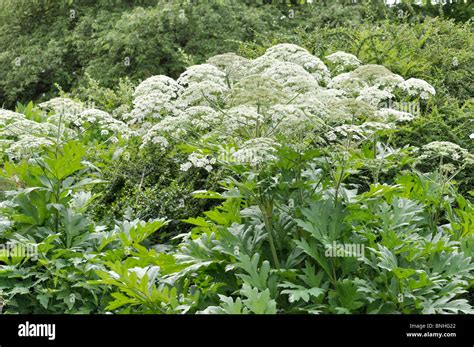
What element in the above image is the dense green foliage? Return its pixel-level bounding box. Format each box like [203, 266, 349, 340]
[1, 0, 472, 108]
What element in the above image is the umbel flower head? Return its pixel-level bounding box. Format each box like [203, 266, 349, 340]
[327, 98, 376, 121]
[231, 137, 279, 166]
[177, 81, 229, 109]
[0, 109, 59, 160]
[416, 141, 474, 176]
[222, 106, 264, 134]
[51, 43, 433, 169]
[206, 53, 251, 84]
[418, 141, 474, 165]
[374, 108, 415, 123]
[327, 72, 367, 96]
[261, 44, 330, 84]
[0, 109, 26, 127]
[328, 64, 405, 97]
[228, 74, 287, 109]
[126, 92, 179, 128]
[356, 86, 394, 107]
[6, 136, 55, 161]
[77, 109, 134, 140]
[326, 124, 367, 142]
[177, 64, 227, 88]
[125, 75, 182, 130]
[350, 64, 404, 90]
[133, 75, 182, 99]
[261, 61, 320, 94]
[39, 97, 84, 124]
[180, 152, 217, 172]
[398, 78, 436, 100]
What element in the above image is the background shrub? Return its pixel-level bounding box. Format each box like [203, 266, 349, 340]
[0, 0, 471, 108]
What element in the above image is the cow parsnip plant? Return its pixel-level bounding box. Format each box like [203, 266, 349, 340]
[0, 44, 472, 314]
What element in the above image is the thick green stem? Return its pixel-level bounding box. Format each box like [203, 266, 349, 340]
[373, 134, 379, 184]
[260, 199, 280, 269]
[334, 166, 345, 207]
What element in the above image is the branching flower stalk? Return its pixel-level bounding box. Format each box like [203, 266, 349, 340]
[54, 111, 64, 236]
[257, 184, 280, 269]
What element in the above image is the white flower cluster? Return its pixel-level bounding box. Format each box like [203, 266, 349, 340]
[39, 97, 84, 124]
[172, 65, 230, 110]
[356, 86, 394, 107]
[329, 64, 404, 97]
[123, 44, 429, 165]
[126, 89, 180, 130]
[327, 98, 376, 121]
[141, 106, 220, 149]
[38, 96, 134, 140]
[177, 80, 229, 109]
[352, 65, 405, 91]
[361, 121, 395, 132]
[262, 44, 330, 84]
[326, 124, 367, 142]
[291, 94, 328, 120]
[141, 114, 189, 149]
[0, 109, 58, 160]
[0, 109, 23, 127]
[326, 121, 395, 144]
[261, 61, 320, 94]
[228, 74, 287, 108]
[419, 141, 473, 164]
[207, 53, 251, 84]
[222, 106, 264, 134]
[131, 45, 329, 143]
[398, 78, 436, 100]
[375, 108, 415, 123]
[3, 43, 454, 176]
[124, 75, 184, 131]
[180, 152, 216, 172]
[328, 72, 366, 95]
[177, 64, 227, 88]
[325, 51, 362, 73]
[133, 75, 182, 99]
[77, 109, 135, 141]
[267, 104, 322, 138]
[185, 106, 220, 130]
[0, 109, 56, 138]
[247, 56, 280, 75]
[232, 137, 279, 166]
[1, 96, 137, 159]
[6, 136, 55, 160]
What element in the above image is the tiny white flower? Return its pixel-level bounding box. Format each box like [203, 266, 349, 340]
[180, 162, 192, 172]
